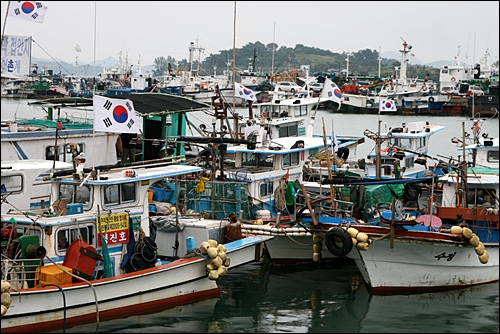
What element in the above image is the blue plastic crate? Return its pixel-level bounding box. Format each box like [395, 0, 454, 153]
[66, 203, 83, 215]
[150, 186, 173, 202]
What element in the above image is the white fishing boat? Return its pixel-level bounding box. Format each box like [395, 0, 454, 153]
[0, 162, 272, 333]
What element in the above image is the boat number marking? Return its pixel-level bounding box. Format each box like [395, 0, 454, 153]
[435, 252, 456, 261]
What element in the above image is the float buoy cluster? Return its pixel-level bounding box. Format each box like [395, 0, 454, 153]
[450, 226, 489, 264]
[241, 223, 311, 236]
[313, 233, 323, 262]
[1, 281, 11, 317]
[347, 227, 371, 251]
[200, 239, 230, 280]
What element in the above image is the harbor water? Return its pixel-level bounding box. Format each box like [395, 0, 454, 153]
[2, 98, 499, 333]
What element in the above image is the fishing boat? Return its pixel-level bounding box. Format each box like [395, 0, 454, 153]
[1, 159, 74, 213]
[0, 161, 272, 333]
[238, 119, 499, 292]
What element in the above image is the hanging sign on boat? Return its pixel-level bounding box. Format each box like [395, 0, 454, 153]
[1, 35, 32, 76]
[98, 212, 129, 246]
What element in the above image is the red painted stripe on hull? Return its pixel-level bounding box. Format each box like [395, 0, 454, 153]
[2, 288, 220, 333]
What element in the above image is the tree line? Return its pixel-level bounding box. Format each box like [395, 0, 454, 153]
[152, 41, 441, 82]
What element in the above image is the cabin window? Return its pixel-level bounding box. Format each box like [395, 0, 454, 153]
[1, 174, 23, 193]
[466, 188, 497, 208]
[278, 124, 298, 138]
[395, 138, 412, 150]
[57, 225, 96, 253]
[259, 181, 273, 197]
[59, 184, 92, 209]
[14, 226, 42, 241]
[46, 143, 85, 163]
[283, 152, 300, 167]
[487, 150, 499, 163]
[293, 105, 308, 117]
[242, 153, 257, 167]
[103, 182, 137, 207]
[258, 154, 274, 168]
[419, 137, 426, 149]
[271, 105, 283, 118]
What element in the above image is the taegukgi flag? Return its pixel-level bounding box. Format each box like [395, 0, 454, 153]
[234, 82, 257, 102]
[379, 99, 397, 113]
[93, 95, 141, 133]
[8, 1, 49, 23]
[321, 78, 342, 110]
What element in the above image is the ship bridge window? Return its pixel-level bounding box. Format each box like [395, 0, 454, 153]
[293, 105, 308, 117]
[395, 138, 412, 150]
[46, 143, 85, 163]
[278, 124, 298, 138]
[59, 184, 92, 209]
[487, 150, 499, 163]
[56, 225, 95, 254]
[259, 181, 273, 197]
[1, 174, 23, 193]
[283, 152, 300, 167]
[103, 182, 136, 207]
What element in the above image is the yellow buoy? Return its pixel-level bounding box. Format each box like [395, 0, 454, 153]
[347, 227, 359, 238]
[207, 247, 218, 259]
[469, 234, 480, 247]
[313, 243, 322, 253]
[450, 225, 463, 235]
[200, 241, 210, 254]
[356, 242, 370, 251]
[313, 252, 322, 262]
[474, 242, 485, 256]
[223, 257, 231, 267]
[351, 237, 358, 246]
[478, 250, 489, 264]
[217, 265, 228, 276]
[217, 244, 226, 252]
[357, 232, 369, 243]
[208, 239, 218, 248]
[208, 269, 219, 280]
[313, 233, 322, 243]
[462, 227, 473, 239]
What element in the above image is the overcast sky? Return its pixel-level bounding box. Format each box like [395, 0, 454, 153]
[1, 1, 499, 67]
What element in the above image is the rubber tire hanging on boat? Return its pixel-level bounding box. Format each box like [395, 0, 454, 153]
[428, 97, 435, 103]
[324, 227, 353, 257]
[403, 183, 422, 202]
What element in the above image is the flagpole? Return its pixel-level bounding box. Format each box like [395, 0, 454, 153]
[1, 1, 10, 45]
[231, 1, 236, 112]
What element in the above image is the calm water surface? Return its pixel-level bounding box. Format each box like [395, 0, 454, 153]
[47, 261, 499, 333]
[2, 98, 499, 333]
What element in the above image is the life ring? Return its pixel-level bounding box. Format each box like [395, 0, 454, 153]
[324, 227, 353, 257]
[428, 97, 435, 103]
[404, 183, 422, 202]
[451, 77, 456, 82]
[262, 111, 267, 118]
[252, 79, 256, 84]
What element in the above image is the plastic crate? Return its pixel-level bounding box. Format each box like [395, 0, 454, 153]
[66, 203, 83, 215]
[35, 264, 73, 286]
[150, 186, 173, 202]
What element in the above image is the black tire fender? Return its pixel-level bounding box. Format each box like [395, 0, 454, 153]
[404, 183, 421, 201]
[324, 227, 353, 257]
[428, 96, 435, 103]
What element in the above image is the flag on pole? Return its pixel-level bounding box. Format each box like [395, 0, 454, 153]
[8, 1, 49, 23]
[331, 122, 338, 155]
[234, 82, 257, 102]
[379, 98, 397, 113]
[321, 78, 342, 110]
[93, 95, 141, 133]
